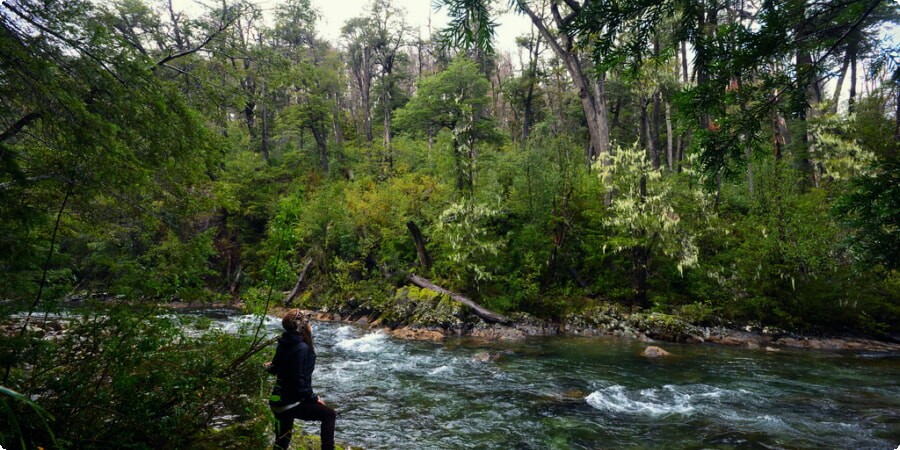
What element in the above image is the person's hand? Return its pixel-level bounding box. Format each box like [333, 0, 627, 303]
[263, 361, 272, 369]
[317, 397, 325, 405]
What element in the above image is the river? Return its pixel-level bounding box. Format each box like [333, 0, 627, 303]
[210, 312, 899, 449]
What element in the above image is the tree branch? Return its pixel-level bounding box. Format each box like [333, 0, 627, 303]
[0, 112, 41, 143]
[2, 2, 129, 86]
[153, 6, 240, 68]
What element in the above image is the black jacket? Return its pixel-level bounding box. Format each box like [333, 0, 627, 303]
[268, 332, 317, 407]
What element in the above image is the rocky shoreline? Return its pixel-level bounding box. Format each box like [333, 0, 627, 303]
[10, 295, 898, 354]
[286, 303, 900, 354]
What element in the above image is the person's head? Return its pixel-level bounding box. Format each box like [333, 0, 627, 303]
[282, 309, 314, 351]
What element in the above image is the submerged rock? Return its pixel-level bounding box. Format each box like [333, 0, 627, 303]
[472, 351, 500, 363]
[641, 345, 672, 358]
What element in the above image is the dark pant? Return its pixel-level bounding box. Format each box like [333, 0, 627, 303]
[273, 399, 336, 450]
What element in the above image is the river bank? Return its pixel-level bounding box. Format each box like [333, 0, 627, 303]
[249, 286, 900, 353]
[10, 294, 899, 354]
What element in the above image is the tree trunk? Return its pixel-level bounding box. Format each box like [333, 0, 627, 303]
[408, 274, 510, 324]
[665, 102, 673, 171]
[406, 221, 432, 270]
[631, 245, 649, 309]
[650, 37, 662, 169]
[519, 2, 609, 167]
[849, 41, 858, 113]
[261, 82, 269, 162]
[895, 84, 900, 142]
[332, 92, 344, 146]
[651, 89, 661, 169]
[312, 126, 329, 173]
[830, 48, 851, 113]
[229, 266, 242, 298]
[382, 77, 393, 173]
[632, 175, 650, 309]
[285, 258, 313, 306]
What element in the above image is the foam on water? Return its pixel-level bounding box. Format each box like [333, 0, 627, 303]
[336, 330, 389, 353]
[215, 314, 281, 333]
[585, 384, 742, 416]
[428, 365, 453, 376]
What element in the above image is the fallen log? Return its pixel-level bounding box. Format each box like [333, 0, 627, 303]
[408, 274, 510, 324]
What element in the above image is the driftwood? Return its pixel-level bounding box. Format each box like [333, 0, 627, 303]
[406, 221, 432, 270]
[285, 257, 313, 306]
[408, 274, 510, 324]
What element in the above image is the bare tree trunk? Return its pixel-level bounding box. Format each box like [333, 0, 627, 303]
[332, 93, 344, 146]
[382, 78, 393, 173]
[230, 266, 243, 298]
[519, 2, 609, 167]
[406, 221, 432, 270]
[651, 89, 661, 169]
[261, 81, 269, 162]
[895, 85, 900, 142]
[285, 258, 314, 306]
[665, 102, 673, 171]
[849, 43, 858, 113]
[830, 49, 851, 113]
[650, 37, 662, 169]
[312, 127, 329, 173]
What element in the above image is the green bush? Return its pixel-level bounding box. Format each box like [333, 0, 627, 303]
[2, 305, 271, 449]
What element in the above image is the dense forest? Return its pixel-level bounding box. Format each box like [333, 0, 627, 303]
[1, 0, 898, 447]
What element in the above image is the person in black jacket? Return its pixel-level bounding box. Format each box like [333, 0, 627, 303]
[267, 309, 336, 450]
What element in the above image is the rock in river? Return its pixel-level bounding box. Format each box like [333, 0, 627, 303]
[642, 345, 672, 358]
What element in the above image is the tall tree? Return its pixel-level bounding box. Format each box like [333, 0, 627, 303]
[437, 0, 611, 166]
[342, 16, 377, 144]
[395, 58, 499, 195]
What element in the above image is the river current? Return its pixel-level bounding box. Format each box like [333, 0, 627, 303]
[211, 313, 899, 449]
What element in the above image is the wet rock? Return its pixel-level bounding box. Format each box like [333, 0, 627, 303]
[470, 324, 526, 340]
[706, 331, 771, 348]
[684, 335, 704, 344]
[773, 337, 900, 352]
[642, 346, 672, 358]
[766, 346, 781, 352]
[472, 351, 500, 363]
[388, 327, 444, 341]
[561, 389, 588, 400]
[509, 312, 560, 336]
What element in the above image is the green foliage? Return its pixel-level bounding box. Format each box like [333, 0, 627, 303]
[140, 230, 218, 300]
[395, 57, 500, 193]
[0, 385, 56, 450]
[809, 110, 876, 182]
[432, 197, 505, 286]
[834, 153, 900, 271]
[597, 145, 705, 276]
[3, 305, 271, 449]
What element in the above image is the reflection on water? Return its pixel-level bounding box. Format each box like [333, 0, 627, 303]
[204, 314, 900, 450]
